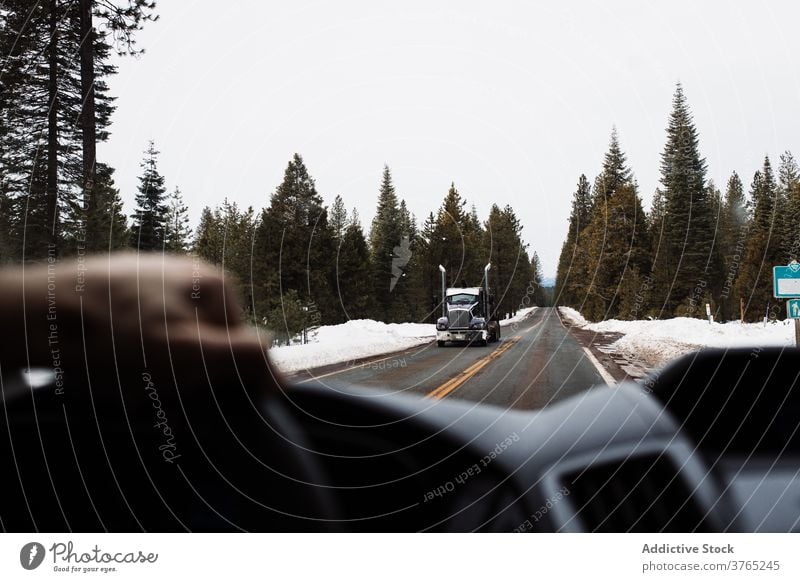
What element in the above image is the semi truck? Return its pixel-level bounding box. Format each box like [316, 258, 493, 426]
[436, 263, 500, 347]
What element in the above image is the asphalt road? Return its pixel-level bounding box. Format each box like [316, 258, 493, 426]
[287, 307, 608, 410]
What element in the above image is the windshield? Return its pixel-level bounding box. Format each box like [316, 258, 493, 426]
[2, 1, 796, 411]
[2, 1, 797, 412]
[3, 0, 800, 543]
[447, 293, 478, 306]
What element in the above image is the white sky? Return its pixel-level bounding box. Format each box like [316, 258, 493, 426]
[99, 0, 800, 278]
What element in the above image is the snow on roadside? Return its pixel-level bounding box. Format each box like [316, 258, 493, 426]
[269, 319, 435, 374]
[500, 306, 538, 325]
[270, 307, 539, 374]
[558, 306, 588, 326]
[558, 307, 796, 368]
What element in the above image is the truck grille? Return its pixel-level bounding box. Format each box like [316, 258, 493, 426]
[448, 309, 471, 329]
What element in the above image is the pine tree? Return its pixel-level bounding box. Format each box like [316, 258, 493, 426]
[398, 199, 414, 235]
[416, 211, 440, 321]
[651, 83, 721, 317]
[509, 245, 532, 318]
[81, 163, 128, 252]
[580, 182, 651, 320]
[644, 187, 668, 317]
[368, 165, 403, 321]
[163, 186, 192, 253]
[707, 179, 723, 229]
[0, 2, 44, 261]
[719, 171, 747, 319]
[218, 199, 257, 316]
[391, 198, 421, 322]
[129, 141, 168, 251]
[252, 154, 334, 330]
[193, 206, 222, 265]
[593, 127, 632, 203]
[565, 131, 651, 320]
[529, 251, 547, 306]
[329, 194, 348, 246]
[648, 187, 667, 245]
[78, 1, 156, 254]
[193, 199, 257, 316]
[721, 172, 747, 249]
[334, 214, 375, 319]
[753, 158, 779, 236]
[463, 201, 485, 287]
[733, 158, 783, 321]
[701, 178, 727, 317]
[483, 204, 527, 319]
[555, 174, 592, 306]
[264, 289, 308, 346]
[432, 183, 483, 287]
[777, 151, 800, 262]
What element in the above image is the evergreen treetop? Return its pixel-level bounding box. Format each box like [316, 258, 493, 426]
[594, 127, 633, 201]
[129, 141, 168, 251]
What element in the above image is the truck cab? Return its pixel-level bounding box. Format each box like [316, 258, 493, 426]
[436, 265, 500, 346]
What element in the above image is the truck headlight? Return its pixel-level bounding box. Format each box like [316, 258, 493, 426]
[436, 317, 449, 331]
[469, 317, 486, 330]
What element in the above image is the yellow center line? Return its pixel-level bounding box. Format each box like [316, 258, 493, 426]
[426, 336, 522, 400]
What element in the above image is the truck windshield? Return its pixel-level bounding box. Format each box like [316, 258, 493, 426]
[447, 293, 478, 305]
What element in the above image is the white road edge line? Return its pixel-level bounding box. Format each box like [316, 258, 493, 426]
[580, 345, 617, 386]
[554, 306, 617, 386]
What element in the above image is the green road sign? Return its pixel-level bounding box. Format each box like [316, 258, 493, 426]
[788, 299, 800, 319]
[773, 260, 800, 298]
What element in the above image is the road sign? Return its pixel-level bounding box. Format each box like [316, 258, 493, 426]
[788, 299, 800, 319]
[773, 260, 800, 298]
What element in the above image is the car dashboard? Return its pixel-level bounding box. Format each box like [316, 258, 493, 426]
[1, 347, 798, 532]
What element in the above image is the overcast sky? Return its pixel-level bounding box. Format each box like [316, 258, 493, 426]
[100, 0, 800, 278]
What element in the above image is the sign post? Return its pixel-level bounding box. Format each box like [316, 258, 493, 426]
[774, 261, 800, 348]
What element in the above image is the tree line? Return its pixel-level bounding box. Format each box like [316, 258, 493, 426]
[193, 156, 546, 344]
[555, 83, 800, 323]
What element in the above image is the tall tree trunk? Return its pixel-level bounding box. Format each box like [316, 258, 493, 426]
[46, 0, 59, 252]
[79, 0, 96, 234]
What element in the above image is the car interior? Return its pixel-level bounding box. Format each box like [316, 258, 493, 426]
[2, 346, 798, 532]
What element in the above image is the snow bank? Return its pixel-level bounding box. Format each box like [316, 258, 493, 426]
[560, 307, 796, 368]
[558, 306, 588, 326]
[269, 319, 435, 373]
[500, 306, 538, 325]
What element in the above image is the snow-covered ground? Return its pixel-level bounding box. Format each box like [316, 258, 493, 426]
[269, 320, 435, 373]
[559, 306, 796, 368]
[559, 307, 589, 326]
[500, 306, 538, 325]
[270, 307, 539, 374]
